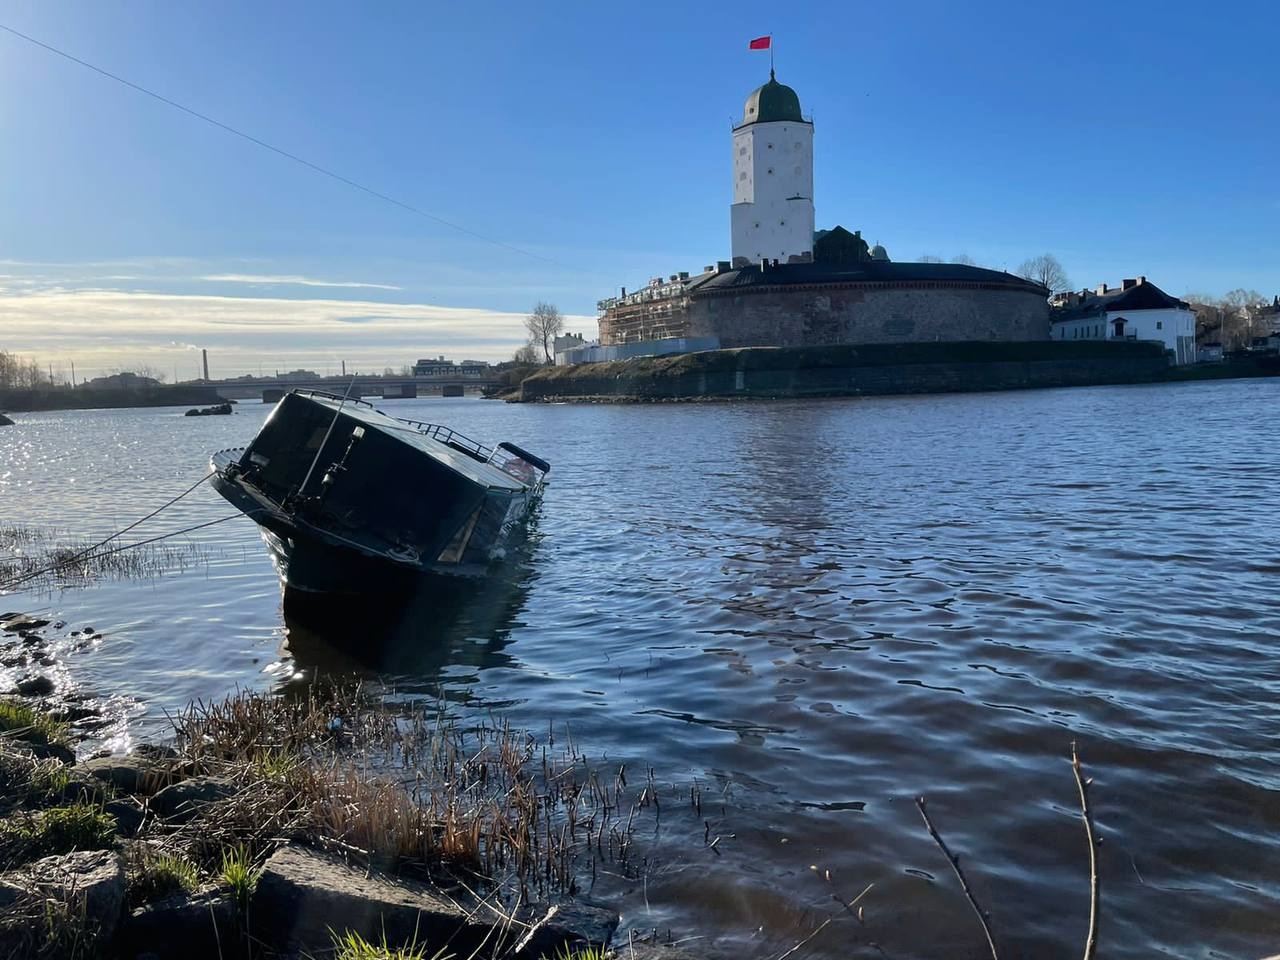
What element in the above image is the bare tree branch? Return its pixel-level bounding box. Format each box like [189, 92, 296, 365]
[1072, 742, 1099, 960]
[916, 796, 1000, 960]
[1016, 254, 1071, 294]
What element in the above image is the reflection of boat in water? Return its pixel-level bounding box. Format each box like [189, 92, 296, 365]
[279, 556, 533, 678]
[209, 390, 549, 593]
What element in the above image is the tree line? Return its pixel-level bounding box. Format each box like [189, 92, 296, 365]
[0, 351, 47, 391]
[1183, 289, 1275, 350]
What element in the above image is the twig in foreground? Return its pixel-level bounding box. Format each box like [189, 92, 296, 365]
[915, 796, 1000, 960]
[774, 916, 833, 960]
[1072, 742, 1099, 960]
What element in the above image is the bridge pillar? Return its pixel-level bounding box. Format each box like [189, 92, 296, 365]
[382, 383, 418, 399]
[263, 388, 285, 403]
[442, 384, 464, 398]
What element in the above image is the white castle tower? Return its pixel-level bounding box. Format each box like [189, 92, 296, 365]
[730, 70, 815, 266]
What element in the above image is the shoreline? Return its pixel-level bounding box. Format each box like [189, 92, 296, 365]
[0, 608, 696, 959]
[513, 342, 1279, 403]
[0, 385, 227, 415]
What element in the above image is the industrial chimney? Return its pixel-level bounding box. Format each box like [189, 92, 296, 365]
[201, 349, 210, 381]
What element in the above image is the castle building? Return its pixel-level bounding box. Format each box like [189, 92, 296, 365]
[731, 71, 815, 267]
[588, 71, 1050, 357]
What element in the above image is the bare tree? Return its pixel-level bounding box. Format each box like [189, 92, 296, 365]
[512, 343, 542, 366]
[951, 253, 976, 266]
[524, 302, 564, 364]
[918, 254, 943, 263]
[1017, 254, 1071, 294]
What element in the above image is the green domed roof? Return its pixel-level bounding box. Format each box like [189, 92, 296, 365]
[741, 70, 804, 125]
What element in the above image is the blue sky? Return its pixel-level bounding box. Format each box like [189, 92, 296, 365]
[1, 0, 1276, 378]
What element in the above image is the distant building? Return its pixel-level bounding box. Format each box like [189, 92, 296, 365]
[411, 356, 491, 377]
[1197, 342, 1224, 363]
[591, 72, 1050, 359]
[1050, 277, 1196, 364]
[82, 371, 162, 391]
[553, 333, 589, 365]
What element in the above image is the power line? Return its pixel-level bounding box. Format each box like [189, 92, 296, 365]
[0, 21, 578, 271]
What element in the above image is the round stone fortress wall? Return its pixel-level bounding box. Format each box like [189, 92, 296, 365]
[686, 283, 1050, 348]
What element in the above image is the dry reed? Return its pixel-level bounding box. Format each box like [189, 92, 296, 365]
[155, 684, 650, 904]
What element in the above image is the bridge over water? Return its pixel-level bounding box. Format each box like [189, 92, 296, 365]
[207, 374, 500, 402]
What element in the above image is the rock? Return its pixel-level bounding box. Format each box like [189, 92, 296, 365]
[184, 403, 233, 417]
[15, 674, 55, 697]
[47, 703, 101, 724]
[0, 849, 126, 947]
[1, 617, 50, 633]
[0, 414, 12, 427]
[58, 775, 112, 805]
[117, 890, 240, 960]
[620, 944, 704, 960]
[75, 754, 176, 796]
[134, 743, 180, 761]
[104, 797, 147, 837]
[513, 898, 622, 958]
[149, 776, 238, 823]
[29, 740, 76, 765]
[82, 626, 95, 635]
[251, 844, 617, 957]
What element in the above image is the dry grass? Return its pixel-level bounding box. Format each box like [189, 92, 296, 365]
[0, 884, 97, 960]
[154, 684, 651, 904]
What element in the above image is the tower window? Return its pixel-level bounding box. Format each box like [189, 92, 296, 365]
[1156, 320, 1163, 330]
[767, 168, 774, 175]
[739, 172, 747, 180]
[780, 220, 786, 226]
[753, 222, 760, 229]
[767, 143, 774, 149]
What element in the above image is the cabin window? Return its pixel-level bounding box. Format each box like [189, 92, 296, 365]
[1156, 321, 1163, 330]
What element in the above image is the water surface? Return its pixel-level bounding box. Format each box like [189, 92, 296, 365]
[1, 380, 1278, 958]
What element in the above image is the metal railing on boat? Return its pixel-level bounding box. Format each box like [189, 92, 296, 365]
[288, 388, 542, 480]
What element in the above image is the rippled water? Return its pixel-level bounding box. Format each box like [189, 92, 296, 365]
[2, 381, 1278, 959]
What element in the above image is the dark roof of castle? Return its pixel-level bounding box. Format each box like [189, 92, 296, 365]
[1052, 280, 1188, 321]
[688, 260, 1049, 295]
[740, 71, 806, 126]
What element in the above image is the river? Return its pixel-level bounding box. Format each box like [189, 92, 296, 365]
[1, 380, 1278, 959]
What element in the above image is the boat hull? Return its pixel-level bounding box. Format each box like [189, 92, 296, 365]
[258, 525, 488, 594]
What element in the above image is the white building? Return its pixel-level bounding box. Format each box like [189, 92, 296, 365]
[1050, 277, 1197, 365]
[730, 70, 815, 267]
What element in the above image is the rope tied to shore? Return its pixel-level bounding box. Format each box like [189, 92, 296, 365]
[0, 472, 239, 591]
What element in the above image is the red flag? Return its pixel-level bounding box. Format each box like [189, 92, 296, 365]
[749, 35, 771, 50]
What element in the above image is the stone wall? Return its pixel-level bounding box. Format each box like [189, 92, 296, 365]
[519, 341, 1171, 403]
[686, 284, 1050, 348]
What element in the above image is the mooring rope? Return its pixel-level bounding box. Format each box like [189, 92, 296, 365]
[0, 471, 221, 591]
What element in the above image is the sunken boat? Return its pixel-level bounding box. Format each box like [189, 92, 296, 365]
[210, 390, 548, 593]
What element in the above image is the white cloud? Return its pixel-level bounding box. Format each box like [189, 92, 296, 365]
[0, 287, 594, 379]
[200, 274, 403, 290]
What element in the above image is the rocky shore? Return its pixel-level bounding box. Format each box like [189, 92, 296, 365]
[0, 613, 697, 960]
